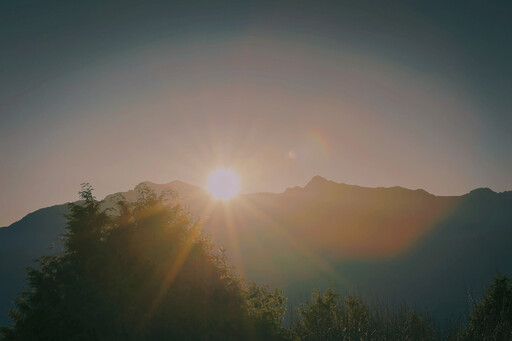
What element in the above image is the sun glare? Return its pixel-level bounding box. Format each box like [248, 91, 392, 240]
[207, 169, 241, 200]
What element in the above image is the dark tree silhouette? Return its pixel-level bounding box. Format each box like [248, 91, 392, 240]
[460, 273, 512, 341]
[1, 184, 289, 340]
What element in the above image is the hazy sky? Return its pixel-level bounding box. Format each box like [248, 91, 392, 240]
[1, 1, 511, 226]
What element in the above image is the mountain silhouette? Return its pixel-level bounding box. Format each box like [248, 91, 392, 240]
[1, 177, 511, 326]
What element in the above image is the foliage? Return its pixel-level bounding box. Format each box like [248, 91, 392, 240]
[294, 285, 436, 340]
[1, 183, 289, 340]
[246, 282, 293, 340]
[459, 273, 512, 341]
[295, 286, 340, 340]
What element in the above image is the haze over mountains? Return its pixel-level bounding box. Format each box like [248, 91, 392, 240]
[1, 177, 511, 326]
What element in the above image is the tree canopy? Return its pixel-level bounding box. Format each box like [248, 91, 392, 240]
[460, 273, 512, 341]
[1, 184, 289, 340]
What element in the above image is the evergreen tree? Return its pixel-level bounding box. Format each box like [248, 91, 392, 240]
[2, 184, 289, 340]
[461, 273, 512, 341]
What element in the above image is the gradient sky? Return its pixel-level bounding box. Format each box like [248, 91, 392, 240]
[1, 1, 511, 226]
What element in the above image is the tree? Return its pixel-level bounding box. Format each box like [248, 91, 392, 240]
[2, 184, 289, 340]
[1, 183, 111, 340]
[294, 285, 435, 341]
[296, 286, 341, 340]
[246, 282, 291, 340]
[460, 273, 512, 341]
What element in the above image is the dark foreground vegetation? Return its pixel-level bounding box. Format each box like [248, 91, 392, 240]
[1, 184, 511, 340]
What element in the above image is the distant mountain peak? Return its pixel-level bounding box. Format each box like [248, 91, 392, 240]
[467, 187, 496, 198]
[469, 187, 495, 193]
[305, 175, 332, 189]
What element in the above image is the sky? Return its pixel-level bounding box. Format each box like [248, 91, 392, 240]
[1, 0, 511, 226]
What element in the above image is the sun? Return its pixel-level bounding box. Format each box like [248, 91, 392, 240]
[206, 169, 241, 200]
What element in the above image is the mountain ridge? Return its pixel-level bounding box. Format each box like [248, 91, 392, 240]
[4, 176, 505, 231]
